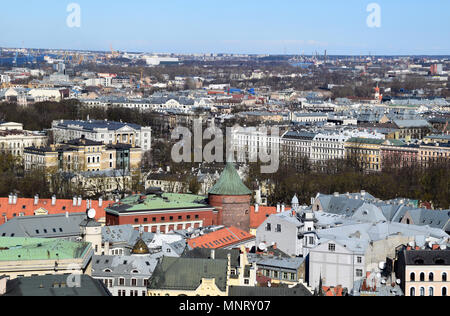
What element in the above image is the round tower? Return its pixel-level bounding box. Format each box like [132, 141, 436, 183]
[208, 162, 252, 232]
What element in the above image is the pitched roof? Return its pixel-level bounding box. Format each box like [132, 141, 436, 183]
[0, 213, 87, 238]
[148, 256, 228, 291]
[188, 227, 255, 249]
[208, 162, 252, 196]
[3, 274, 111, 296]
[0, 237, 91, 262]
[249, 205, 291, 229]
[0, 197, 106, 225]
[229, 284, 312, 296]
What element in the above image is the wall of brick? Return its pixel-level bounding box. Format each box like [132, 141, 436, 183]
[209, 194, 251, 232]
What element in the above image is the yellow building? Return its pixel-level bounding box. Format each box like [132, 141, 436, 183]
[24, 137, 142, 173]
[345, 138, 385, 172]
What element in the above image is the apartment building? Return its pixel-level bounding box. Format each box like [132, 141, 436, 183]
[396, 247, 449, 297]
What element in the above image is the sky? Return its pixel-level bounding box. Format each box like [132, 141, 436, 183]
[0, 0, 449, 55]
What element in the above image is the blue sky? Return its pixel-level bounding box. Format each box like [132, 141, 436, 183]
[0, 0, 449, 55]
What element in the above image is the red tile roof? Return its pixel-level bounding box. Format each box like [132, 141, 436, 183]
[0, 197, 108, 225]
[249, 205, 292, 229]
[322, 286, 344, 296]
[188, 226, 255, 249]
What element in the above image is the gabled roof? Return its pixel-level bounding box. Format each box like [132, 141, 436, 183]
[148, 256, 228, 291]
[188, 226, 255, 249]
[0, 213, 86, 238]
[3, 274, 111, 296]
[208, 162, 251, 196]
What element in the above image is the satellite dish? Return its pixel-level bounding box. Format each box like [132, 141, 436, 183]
[396, 279, 401, 285]
[87, 208, 96, 219]
[379, 262, 386, 270]
[258, 243, 267, 251]
[381, 279, 386, 285]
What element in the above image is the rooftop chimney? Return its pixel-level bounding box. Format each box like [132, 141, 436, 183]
[73, 196, 77, 206]
[276, 203, 281, 213]
[211, 249, 215, 260]
[34, 194, 39, 206]
[99, 197, 103, 207]
[51, 195, 56, 206]
[12, 194, 17, 205]
[8, 193, 13, 205]
[77, 196, 82, 207]
[281, 204, 286, 213]
[255, 204, 259, 213]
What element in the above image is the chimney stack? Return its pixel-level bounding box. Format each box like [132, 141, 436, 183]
[73, 196, 77, 206]
[276, 203, 281, 213]
[51, 195, 56, 206]
[12, 194, 17, 205]
[34, 194, 39, 206]
[99, 197, 103, 207]
[281, 204, 285, 213]
[255, 204, 259, 213]
[77, 196, 82, 207]
[211, 249, 215, 260]
[8, 193, 13, 205]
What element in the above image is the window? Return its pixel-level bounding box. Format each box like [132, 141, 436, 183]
[443, 273, 447, 282]
[429, 287, 434, 297]
[410, 272, 415, 281]
[131, 279, 137, 287]
[443, 287, 447, 297]
[356, 269, 363, 277]
[276, 224, 282, 233]
[328, 243, 336, 252]
[266, 223, 271, 231]
[420, 287, 425, 296]
[410, 287, 415, 296]
[429, 272, 434, 281]
[244, 279, 249, 285]
[119, 278, 125, 286]
[420, 272, 425, 282]
[357, 257, 362, 264]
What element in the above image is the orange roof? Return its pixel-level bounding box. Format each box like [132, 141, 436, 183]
[322, 286, 344, 297]
[0, 197, 108, 225]
[249, 205, 292, 229]
[188, 226, 255, 249]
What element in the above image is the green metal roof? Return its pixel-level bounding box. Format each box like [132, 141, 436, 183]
[106, 193, 210, 214]
[0, 237, 91, 261]
[148, 256, 228, 291]
[208, 162, 252, 196]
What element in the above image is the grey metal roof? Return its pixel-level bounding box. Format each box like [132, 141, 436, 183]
[3, 274, 111, 296]
[102, 225, 154, 247]
[0, 213, 87, 239]
[92, 255, 158, 279]
[54, 120, 143, 131]
[229, 284, 312, 296]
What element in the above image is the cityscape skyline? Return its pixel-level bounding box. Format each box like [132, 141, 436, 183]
[1, 0, 449, 55]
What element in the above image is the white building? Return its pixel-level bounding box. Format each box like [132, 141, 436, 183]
[0, 122, 48, 156]
[51, 120, 152, 152]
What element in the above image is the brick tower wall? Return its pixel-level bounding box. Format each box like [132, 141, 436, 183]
[209, 194, 251, 232]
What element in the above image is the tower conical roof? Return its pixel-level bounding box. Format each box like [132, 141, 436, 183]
[131, 238, 150, 255]
[208, 162, 252, 196]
